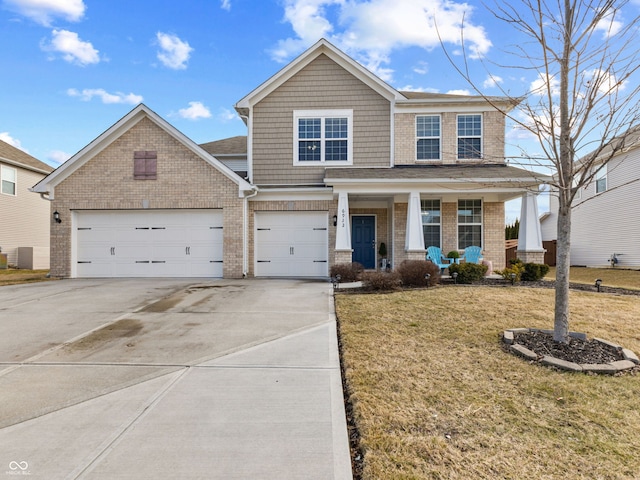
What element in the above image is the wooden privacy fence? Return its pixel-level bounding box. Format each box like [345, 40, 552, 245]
[505, 240, 557, 266]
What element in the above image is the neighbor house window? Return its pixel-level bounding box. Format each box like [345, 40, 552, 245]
[134, 151, 157, 180]
[294, 110, 353, 164]
[1, 165, 16, 195]
[595, 165, 607, 193]
[421, 199, 441, 248]
[416, 116, 440, 160]
[457, 114, 482, 159]
[458, 199, 482, 249]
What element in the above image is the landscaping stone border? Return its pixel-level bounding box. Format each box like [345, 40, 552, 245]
[503, 328, 640, 374]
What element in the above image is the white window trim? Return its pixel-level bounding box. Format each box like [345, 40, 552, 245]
[293, 109, 353, 166]
[416, 115, 441, 161]
[456, 114, 483, 160]
[457, 199, 483, 249]
[421, 198, 442, 248]
[595, 165, 607, 194]
[1, 165, 17, 196]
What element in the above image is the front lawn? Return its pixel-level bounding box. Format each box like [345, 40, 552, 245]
[0, 268, 53, 286]
[545, 266, 640, 290]
[336, 286, 640, 479]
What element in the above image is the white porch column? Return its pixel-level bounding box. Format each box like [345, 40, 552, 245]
[405, 191, 425, 252]
[517, 191, 546, 263]
[335, 192, 351, 250]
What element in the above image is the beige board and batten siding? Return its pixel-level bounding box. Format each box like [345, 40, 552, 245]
[394, 110, 506, 165]
[50, 117, 245, 278]
[0, 164, 50, 267]
[252, 53, 391, 186]
[571, 148, 640, 267]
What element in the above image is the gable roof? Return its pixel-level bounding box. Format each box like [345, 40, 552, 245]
[234, 38, 404, 114]
[200, 136, 247, 156]
[32, 104, 253, 199]
[0, 139, 53, 175]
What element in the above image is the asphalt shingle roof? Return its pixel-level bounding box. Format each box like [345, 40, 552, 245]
[0, 139, 53, 174]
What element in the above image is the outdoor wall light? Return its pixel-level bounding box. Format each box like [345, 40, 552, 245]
[53, 211, 61, 223]
[510, 272, 516, 285]
[595, 278, 602, 292]
[452, 272, 458, 285]
[333, 215, 338, 227]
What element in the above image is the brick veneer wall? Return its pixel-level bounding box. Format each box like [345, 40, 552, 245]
[50, 117, 245, 278]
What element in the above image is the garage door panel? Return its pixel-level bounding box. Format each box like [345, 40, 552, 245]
[75, 209, 223, 278]
[255, 212, 328, 277]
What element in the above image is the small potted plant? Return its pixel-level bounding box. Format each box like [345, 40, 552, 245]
[447, 250, 460, 264]
[379, 242, 388, 270]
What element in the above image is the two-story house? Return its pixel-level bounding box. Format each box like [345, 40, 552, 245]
[1, 139, 53, 268]
[33, 39, 544, 278]
[541, 126, 640, 268]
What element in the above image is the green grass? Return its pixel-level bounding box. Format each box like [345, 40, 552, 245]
[336, 286, 640, 479]
[546, 266, 640, 290]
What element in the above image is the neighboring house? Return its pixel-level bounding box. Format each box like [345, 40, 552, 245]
[0, 139, 53, 268]
[33, 39, 545, 279]
[541, 126, 640, 268]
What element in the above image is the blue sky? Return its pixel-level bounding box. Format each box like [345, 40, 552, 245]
[2, 0, 639, 221]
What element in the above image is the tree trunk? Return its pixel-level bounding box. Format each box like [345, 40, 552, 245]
[554, 199, 571, 342]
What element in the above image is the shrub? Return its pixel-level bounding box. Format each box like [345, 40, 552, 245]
[330, 262, 364, 283]
[521, 262, 550, 281]
[397, 260, 441, 287]
[361, 271, 402, 291]
[448, 262, 488, 284]
[495, 259, 525, 282]
[447, 250, 460, 260]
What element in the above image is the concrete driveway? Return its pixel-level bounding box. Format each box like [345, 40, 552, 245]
[0, 278, 352, 479]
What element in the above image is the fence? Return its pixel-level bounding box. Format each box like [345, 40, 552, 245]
[505, 240, 557, 266]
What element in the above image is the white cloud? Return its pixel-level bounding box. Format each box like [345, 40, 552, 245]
[483, 74, 503, 89]
[3, 0, 85, 25]
[413, 61, 429, 75]
[177, 101, 212, 120]
[583, 68, 627, 96]
[47, 149, 70, 164]
[42, 29, 100, 66]
[271, 0, 491, 82]
[446, 88, 470, 95]
[218, 107, 239, 122]
[529, 72, 560, 97]
[595, 11, 623, 38]
[67, 88, 142, 104]
[0, 132, 28, 152]
[156, 32, 193, 70]
[220, 0, 231, 11]
[398, 85, 439, 93]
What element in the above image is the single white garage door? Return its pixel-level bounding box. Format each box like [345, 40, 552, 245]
[255, 211, 328, 277]
[75, 209, 223, 278]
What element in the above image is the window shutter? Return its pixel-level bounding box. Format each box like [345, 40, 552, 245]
[133, 151, 157, 179]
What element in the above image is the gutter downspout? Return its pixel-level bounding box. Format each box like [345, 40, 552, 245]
[242, 186, 259, 277]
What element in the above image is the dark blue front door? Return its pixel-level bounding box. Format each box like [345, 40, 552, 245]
[352, 216, 376, 269]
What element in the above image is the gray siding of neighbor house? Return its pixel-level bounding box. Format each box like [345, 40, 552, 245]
[252, 53, 391, 186]
[0, 163, 50, 267]
[570, 148, 640, 267]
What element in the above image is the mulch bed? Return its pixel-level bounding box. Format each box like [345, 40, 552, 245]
[513, 330, 623, 364]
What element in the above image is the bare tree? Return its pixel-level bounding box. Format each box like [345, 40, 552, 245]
[442, 0, 640, 342]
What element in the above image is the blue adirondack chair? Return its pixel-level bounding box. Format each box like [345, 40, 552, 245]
[426, 246, 454, 273]
[461, 246, 483, 264]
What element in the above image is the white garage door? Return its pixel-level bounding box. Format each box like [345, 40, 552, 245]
[255, 211, 328, 277]
[75, 209, 223, 278]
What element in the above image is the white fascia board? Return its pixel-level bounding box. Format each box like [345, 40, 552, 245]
[333, 183, 532, 195]
[252, 187, 333, 202]
[325, 176, 544, 187]
[1, 157, 51, 176]
[235, 39, 402, 109]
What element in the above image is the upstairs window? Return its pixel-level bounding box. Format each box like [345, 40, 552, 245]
[294, 110, 353, 164]
[416, 116, 441, 160]
[457, 114, 483, 159]
[595, 165, 607, 193]
[1, 165, 16, 195]
[134, 151, 157, 180]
